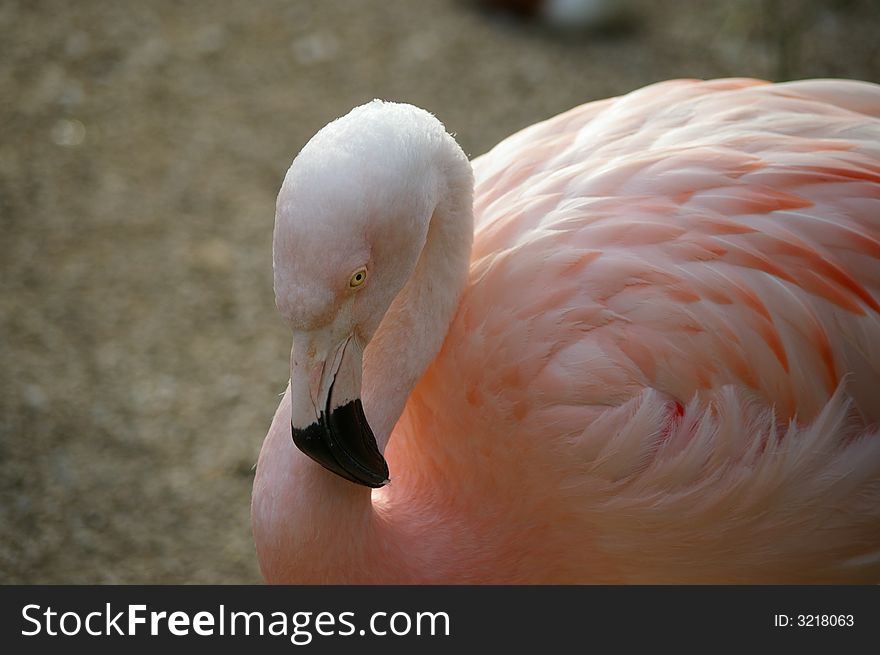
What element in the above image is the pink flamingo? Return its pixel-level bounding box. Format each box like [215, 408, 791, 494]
[252, 78, 880, 583]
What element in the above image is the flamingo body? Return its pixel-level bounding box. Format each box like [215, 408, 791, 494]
[253, 79, 880, 583]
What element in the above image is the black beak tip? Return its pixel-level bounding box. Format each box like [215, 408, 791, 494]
[290, 406, 390, 489]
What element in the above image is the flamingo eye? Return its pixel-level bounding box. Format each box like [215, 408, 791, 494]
[349, 267, 368, 289]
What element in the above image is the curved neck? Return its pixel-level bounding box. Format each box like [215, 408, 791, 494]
[361, 139, 474, 451]
[255, 137, 475, 583]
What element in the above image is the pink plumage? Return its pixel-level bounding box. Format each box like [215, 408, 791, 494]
[253, 78, 880, 583]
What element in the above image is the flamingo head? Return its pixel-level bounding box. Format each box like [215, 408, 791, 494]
[272, 101, 448, 488]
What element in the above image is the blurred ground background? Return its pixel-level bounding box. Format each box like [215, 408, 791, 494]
[0, 0, 878, 583]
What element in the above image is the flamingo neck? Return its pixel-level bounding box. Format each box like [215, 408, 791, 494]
[361, 137, 475, 452]
[258, 137, 475, 582]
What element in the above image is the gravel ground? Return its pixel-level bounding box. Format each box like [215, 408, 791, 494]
[1, 0, 878, 583]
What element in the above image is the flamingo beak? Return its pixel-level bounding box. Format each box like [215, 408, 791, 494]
[288, 331, 390, 488]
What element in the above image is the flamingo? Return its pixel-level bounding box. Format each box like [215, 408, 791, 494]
[252, 78, 880, 583]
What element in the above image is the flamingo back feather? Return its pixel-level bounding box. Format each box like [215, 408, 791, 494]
[389, 79, 880, 582]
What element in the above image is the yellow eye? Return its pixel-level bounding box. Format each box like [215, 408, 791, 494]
[349, 267, 368, 289]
